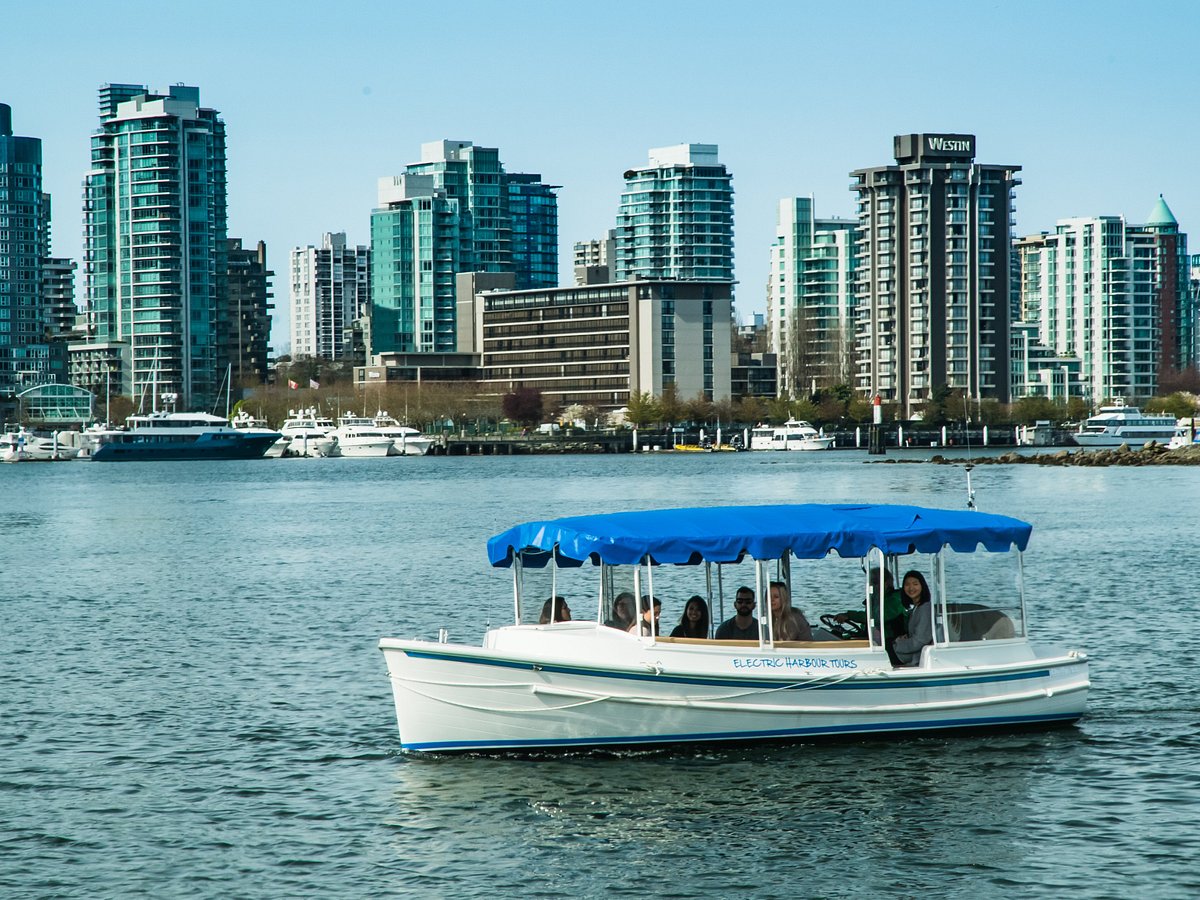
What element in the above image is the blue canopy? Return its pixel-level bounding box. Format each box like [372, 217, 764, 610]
[486, 504, 1032, 569]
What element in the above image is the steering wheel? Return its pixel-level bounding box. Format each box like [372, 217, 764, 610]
[820, 613, 867, 640]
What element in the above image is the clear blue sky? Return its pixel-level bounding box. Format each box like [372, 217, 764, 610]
[5, 0, 1198, 354]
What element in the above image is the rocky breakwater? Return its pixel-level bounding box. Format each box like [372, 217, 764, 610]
[931, 442, 1200, 467]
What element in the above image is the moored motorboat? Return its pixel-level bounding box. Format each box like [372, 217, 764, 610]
[330, 415, 395, 458]
[771, 418, 835, 451]
[379, 503, 1089, 753]
[371, 411, 434, 456]
[1167, 418, 1199, 450]
[278, 408, 337, 457]
[231, 410, 288, 458]
[0, 428, 81, 462]
[749, 424, 775, 451]
[90, 410, 280, 461]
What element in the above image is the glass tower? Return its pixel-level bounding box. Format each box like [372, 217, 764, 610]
[370, 141, 558, 355]
[84, 84, 228, 411]
[767, 197, 858, 396]
[614, 144, 735, 284]
[0, 103, 51, 394]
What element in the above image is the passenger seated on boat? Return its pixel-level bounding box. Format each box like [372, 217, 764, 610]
[628, 595, 662, 636]
[893, 570, 934, 666]
[670, 595, 710, 639]
[769, 581, 812, 642]
[603, 592, 635, 630]
[834, 568, 907, 657]
[715, 586, 759, 640]
[538, 596, 571, 625]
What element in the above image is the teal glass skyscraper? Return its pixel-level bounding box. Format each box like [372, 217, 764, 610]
[84, 84, 228, 410]
[370, 141, 558, 355]
[614, 144, 735, 284]
[0, 103, 50, 394]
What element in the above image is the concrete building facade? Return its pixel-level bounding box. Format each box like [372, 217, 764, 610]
[464, 280, 733, 411]
[226, 238, 273, 384]
[289, 232, 368, 363]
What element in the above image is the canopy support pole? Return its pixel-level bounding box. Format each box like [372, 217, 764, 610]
[513, 555, 523, 625]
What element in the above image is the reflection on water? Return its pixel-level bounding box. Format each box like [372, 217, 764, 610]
[2, 453, 1200, 897]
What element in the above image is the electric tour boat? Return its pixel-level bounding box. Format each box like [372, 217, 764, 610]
[379, 503, 1089, 753]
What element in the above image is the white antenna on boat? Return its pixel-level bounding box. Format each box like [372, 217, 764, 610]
[963, 394, 976, 510]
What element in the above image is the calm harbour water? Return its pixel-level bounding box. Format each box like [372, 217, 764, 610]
[3, 450, 1199, 899]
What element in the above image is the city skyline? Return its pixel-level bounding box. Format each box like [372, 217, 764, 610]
[4, 0, 1199, 354]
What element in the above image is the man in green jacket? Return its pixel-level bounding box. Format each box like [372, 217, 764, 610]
[835, 568, 907, 664]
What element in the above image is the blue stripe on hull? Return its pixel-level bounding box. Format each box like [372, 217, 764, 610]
[400, 711, 1085, 752]
[399, 647, 1053, 691]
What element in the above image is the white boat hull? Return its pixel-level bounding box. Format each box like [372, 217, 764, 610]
[389, 436, 434, 456]
[1073, 431, 1175, 448]
[331, 438, 394, 458]
[774, 437, 835, 451]
[380, 627, 1088, 752]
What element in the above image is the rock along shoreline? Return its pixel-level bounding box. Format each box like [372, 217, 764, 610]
[922, 443, 1200, 467]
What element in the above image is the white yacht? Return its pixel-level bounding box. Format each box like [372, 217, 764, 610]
[770, 418, 835, 451]
[1167, 418, 1199, 450]
[230, 410, 287, 458]
[330, 415, 394, 458]
[749, 424, 776, 451]
[1073, 400, 1177, 448]
[371, 411, 434, 456]
[278, 408, 337, 457]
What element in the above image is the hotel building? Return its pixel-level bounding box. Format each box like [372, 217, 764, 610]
[850, 134, 1020, 417]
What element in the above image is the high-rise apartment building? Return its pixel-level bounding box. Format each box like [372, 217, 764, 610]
[83, 84, 228, 410]
[370, 141, 558, 356]
[0, 103, 51, 394]
[226, 238, 273, 384]
[614, 144, 734, 285]
[1017, 210, 1186, 402]
[1142, 196, 1193, 380]
[850, 134, 1019, 417]
[767, 198, 857, 396]
[573, 231, 616, 285]
[289, 232, 369, 362]
[507, 173, 559, 290]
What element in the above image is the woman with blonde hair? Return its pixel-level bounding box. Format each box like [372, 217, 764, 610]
[768, 581, 812, 642]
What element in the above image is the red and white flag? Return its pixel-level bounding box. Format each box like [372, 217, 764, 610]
[288, 380, 298, 390]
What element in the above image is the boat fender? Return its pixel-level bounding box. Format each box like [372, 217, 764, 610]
[643, 662, 663, 675]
